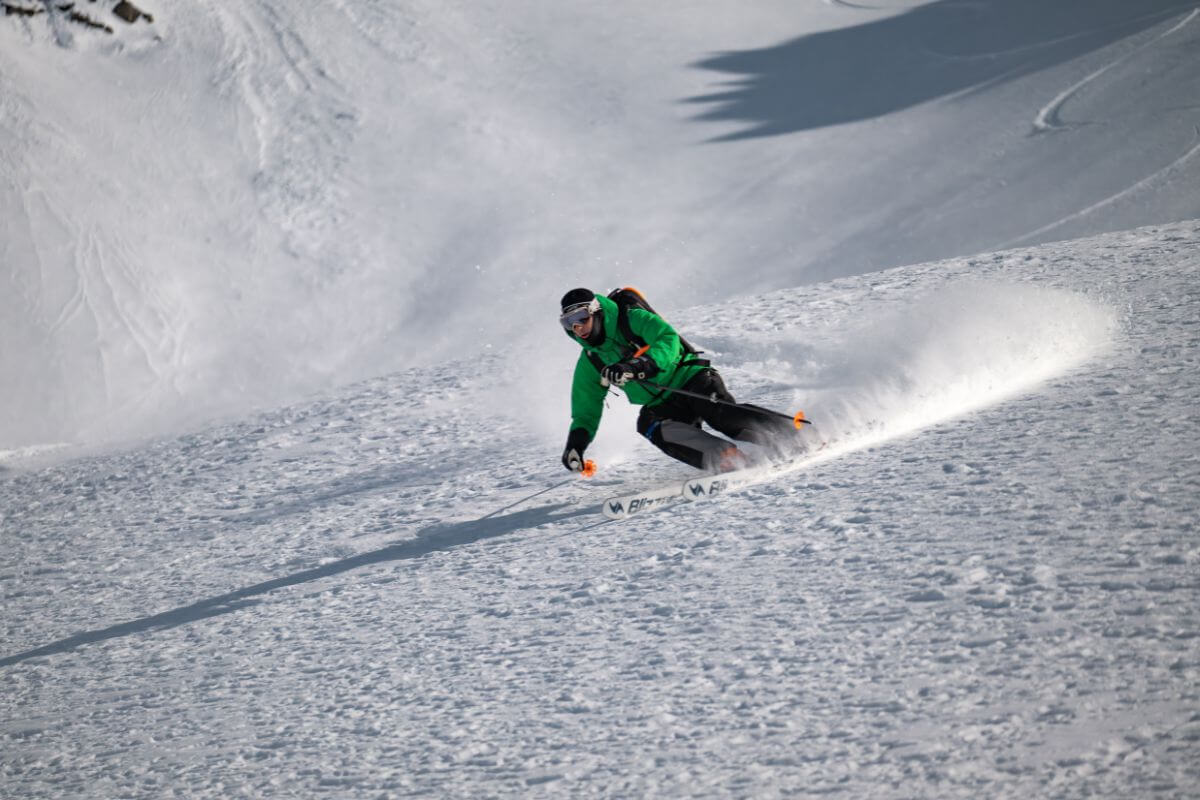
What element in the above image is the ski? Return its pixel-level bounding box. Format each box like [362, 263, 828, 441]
[599, 454, 814, 521]
[681, 461, 795, 503]
[600, 481, 685, 520]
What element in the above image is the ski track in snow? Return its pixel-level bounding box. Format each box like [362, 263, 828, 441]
[1004, 131, 1200, 249]
[3, 223, 1199, 799]
[1032, 9, 1199, 134]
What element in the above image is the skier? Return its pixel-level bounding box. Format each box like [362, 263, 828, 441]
[559, 288, 799, 474]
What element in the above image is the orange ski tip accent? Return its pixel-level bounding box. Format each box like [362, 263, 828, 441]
[793, 410, 807, 429]
[633, 344, 650, 357]
[580, 459, 597, 478]
[621, 286, 647, 300]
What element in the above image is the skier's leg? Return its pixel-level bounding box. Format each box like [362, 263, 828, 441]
[637, 406, 743, 471]
[685, 370, 799, 449]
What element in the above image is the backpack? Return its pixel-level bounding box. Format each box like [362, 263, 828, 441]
[585, 286, 708, 374]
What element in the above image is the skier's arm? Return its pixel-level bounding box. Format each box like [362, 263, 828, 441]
[569, 353, 608, 440]
[626, 308, 683, 373]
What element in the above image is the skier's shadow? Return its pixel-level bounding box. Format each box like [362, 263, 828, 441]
[0, 502, 590, 668]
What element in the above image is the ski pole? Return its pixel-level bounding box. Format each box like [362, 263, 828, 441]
[598, 346, 811, 428]
[480, 461, 595, 520]
[635, 379, 811, 429]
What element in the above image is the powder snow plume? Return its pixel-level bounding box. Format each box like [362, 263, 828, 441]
[725, 281, 1118, 462]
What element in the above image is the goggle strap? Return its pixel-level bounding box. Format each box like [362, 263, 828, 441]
[560, 298, 600, 328]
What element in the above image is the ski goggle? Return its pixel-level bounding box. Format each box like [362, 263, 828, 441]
[559, 299, 600, 330]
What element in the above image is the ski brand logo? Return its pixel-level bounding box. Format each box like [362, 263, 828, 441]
[605, 493, 676, 519]
[687, 478, 729, 497]
[629, 496, 670, 512]
[602, 479, 710, 520]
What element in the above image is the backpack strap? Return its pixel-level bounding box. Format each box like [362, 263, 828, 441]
[585, 350, 605, 375]
[615, 302, 644, 350]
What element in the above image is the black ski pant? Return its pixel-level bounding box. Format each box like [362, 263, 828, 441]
[636, 368, 796, 470]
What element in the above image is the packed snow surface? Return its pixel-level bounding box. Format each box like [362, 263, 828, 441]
[3, 222, 1199, 798]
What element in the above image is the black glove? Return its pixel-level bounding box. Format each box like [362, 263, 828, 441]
[600, 355, 658, 387]
[561, 427, 591, 472]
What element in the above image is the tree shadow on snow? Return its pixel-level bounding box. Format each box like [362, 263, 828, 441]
[0, 502, 590, 668]
[686, 0, 1198, 140]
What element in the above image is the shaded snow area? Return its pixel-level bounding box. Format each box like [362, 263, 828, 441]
[3, 222, 1199, 798]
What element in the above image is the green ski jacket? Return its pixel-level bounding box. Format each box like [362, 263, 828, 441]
[567, 293, 708, 441]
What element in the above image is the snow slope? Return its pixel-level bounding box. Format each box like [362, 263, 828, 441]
[3, 222, 1198, 798]
[3, 0, 1200, 451]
